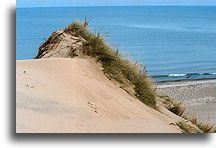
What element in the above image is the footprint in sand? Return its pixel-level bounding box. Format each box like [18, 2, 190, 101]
[25, 83, 35, 88]
[88, 101, 98, 113]
[169, 122, 177, 126]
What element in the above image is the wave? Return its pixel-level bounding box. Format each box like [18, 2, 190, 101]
[150, 72, 216, 78]
[127, 24, 214, 33]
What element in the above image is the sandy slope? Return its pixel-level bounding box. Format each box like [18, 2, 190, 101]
[16, 58, 181, 133]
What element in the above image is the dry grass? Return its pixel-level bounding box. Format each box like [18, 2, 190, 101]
[184, 116, 215, 133]
[64, 21, 156, 108]
[161, 96, 185, 116]
[177, 119, 215, 133]
[169, 102, 185, 116]
[176, 121, 201, 133]
[160, 95, 215, 133]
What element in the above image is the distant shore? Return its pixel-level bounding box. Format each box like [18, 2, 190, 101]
[156, 79, 216, 125]
[155, 78, 216, 83]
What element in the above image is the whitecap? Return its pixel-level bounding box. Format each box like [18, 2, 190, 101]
[168, 74, 186, 77]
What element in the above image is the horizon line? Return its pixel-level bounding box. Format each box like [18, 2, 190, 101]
[17, 5, 216, 8]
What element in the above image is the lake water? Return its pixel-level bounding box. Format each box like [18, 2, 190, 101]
[16, 6, 216, 81]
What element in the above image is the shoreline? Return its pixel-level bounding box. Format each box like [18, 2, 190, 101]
[156, 78, 216, 88]
[155, 78, 216, 84]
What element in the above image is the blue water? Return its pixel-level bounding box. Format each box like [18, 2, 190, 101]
[16, 6, 216, 81]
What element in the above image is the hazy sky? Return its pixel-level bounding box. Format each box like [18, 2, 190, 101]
[17, 0, 216, 8]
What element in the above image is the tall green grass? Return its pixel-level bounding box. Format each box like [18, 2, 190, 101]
[65, 21, 156, 108]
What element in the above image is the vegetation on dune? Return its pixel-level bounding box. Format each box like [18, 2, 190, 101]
[184, 116, 215, 133]
[64, 21, 156, 108]
[161, 96, 215, 133]
[40, 20, 215, 133]
[162, 96, 185, 116]
[176, 121, 201, 133]
[169, 102, 185, 116]
[164, 97, 185, 116]
[177, 119, 215, 133]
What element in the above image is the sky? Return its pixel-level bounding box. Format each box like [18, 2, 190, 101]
[17, 0, 216, 8]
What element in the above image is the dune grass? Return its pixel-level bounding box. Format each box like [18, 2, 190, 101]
[176, 121, 201, 133]
[169, 102, 185, 116]
[160, 95, 215, 133]
[196, 123, 215, 133]
[64, 21, 156, 108]
[184, 116, 215, 133]
[161, 96, 185, 116]
[177, 119, 215, 133]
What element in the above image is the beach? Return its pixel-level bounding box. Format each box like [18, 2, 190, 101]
[156, 79, 216, 125]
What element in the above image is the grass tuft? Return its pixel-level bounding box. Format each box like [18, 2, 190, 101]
[176, 121, 201, 133]
[161, 96, 185, 116]
[65, 21, 156, 108]
[197, 123, 215, 133]
[161, 96, 215, 133]
[185, 116, 215, 133]
[169, 102, 185, 116]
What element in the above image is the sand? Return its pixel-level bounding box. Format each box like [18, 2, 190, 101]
[156, 79, 216, 125]
[16, 58, 181, 133]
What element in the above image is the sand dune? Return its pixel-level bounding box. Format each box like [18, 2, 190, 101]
[16, 58, 181, 133]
